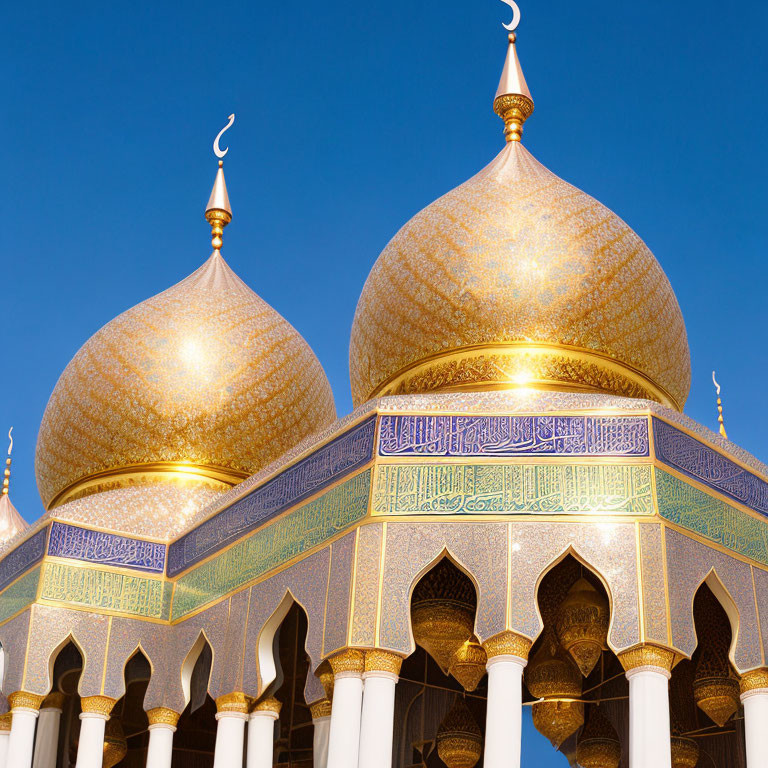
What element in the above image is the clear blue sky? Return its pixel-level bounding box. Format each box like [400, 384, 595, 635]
[3, 1, 767, 762]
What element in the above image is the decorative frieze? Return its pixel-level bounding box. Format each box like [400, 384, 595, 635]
[618, 644, 675, 673]
[483, 631, 533, 660]
[0, 528, 47, 592]
[147, 707, 181, 727]
[379, 415, 649, 457]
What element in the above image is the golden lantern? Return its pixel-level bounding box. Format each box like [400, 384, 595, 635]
[436, 698, 483, 768]
[526, 631, 584, 748]
[693, 676, 740, 728]
[555, 577, 609, 678]
[103, 718, 128, 768]
[671, 736, 699, 768]
[576, 707, 620, 768]
[448, 638, 488, 692]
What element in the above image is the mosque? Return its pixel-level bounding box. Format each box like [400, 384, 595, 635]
[0, 6, 766, 768]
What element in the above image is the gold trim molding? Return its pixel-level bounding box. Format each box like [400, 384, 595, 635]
[41, 692, 66, 710]
[740, 669, 768, 694]
[309, 699, 332, 719]
[328, 649, 366, 676]
[483, 631, 533, 661]
[365, 650, 404, 676]
[49, 462, 247, 509]
[215, 692, 250, 715]
[618, 644, 675, 673]
[7, 692, 45, 712]
[147, 707, 181, 727]
[368, 343, 680, 412]
[80, 696, 117, 717]
[0, 713, 11, 731]
[252, 696, 282, 715]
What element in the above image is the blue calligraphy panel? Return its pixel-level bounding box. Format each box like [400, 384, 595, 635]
[47, 523, 166, 573]
[167, 416, 376, 576]
[0, 527, 47, 592]
[653, 418, 768, 517]
[379, 415, 649, 457]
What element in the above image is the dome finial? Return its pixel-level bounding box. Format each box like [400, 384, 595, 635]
[205, 114, 235, 251]
[494, 1, 534, 143]
[712, 371, 728, 439]
[2, 427, 12, 496]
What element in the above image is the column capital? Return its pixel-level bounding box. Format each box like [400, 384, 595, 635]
[328, 649, 366, 677]
[740, 668, 768, 698]
[364, 650, 404, 678]
[310, 698, 332, 720]
[7, 691, 45, 712]
[80, 695, 117, 719]
[41, 692, 66, 710]
[618, 644, 675, 675]
[147, 706, 181, 728]
[483, 631, 532, 662]
[0, 712, 11, 731]
[251, 696, 282, 718]
[215, 691, 250, 715]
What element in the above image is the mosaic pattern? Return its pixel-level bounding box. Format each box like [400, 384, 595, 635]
[379, 415, 649, 457]
[350, 524, 383, 647]
[372, 463, 653, 515]
[172, 471, 371, 620]
[0, 528, 47, 592]
[322, 532, 357, 656]
[36, 251, 337, 508]
[0, 567, 40, 624]
[655, 469, 768, 566]
[168, 418, 375, 576]
[350, 141, 690, 407]
[48, 522, 166, 573]
[654, 419, 768, 516]
[638, 524, 668, 645]
[38, 562, 170, 619]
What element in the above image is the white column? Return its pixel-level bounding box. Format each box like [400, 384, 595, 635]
[358, 652, 401, 768]
[6, 694, 42, 768]
[246, 698, 280, 768]
[483, 654, 526, 768]
[75, 714, 108, 768]
[741, 687, 768, 767]
[145, 708, 181, 768]
[310, 701, 332, 768]
[626, 665, 672, 768]
[326, 651, 365, 768]
[0, 729, 8, 768]
[213, 694, 249, 768]
[32, 695, 65, 768]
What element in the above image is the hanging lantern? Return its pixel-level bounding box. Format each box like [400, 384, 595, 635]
[671, 736, 699, 768]
[555, 577, 609, 678]
[693, 676, 740, 728]
[576, 707, 621, 768]
[448, 638, 488, 692]
[526, 631, 584, 748]
[102, 718, 128, 768]
[436, 697, 483, 768]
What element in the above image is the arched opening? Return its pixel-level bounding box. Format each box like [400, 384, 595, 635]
[524, 553, 624, 767]
[669, 579, 746, 768]
[45, 638, 84, 767]
[172, 634, 216, 767]
[392, 555, 486, 768]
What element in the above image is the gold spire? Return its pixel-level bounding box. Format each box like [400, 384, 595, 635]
[2, 427, 12, 496]
[493, 3, 534, 143]
[712, 371, 728, 439]
[205, 114, 235, 250]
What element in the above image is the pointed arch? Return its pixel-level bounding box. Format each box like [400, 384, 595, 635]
[406, 547, 481, 609]
[181, 630, 213, 708]
[692, 568, 741, 664]
[47, 633, 85, 695]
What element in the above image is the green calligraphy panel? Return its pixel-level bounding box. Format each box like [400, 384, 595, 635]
[172, 470, 371, 620]
[655, 468, 768, 566]
[39, 562, 168, 619]
[372, 463, 653, 516]
[0, 567, 40, 624]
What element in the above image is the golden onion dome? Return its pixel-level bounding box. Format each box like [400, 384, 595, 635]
[35, 158, 336, 509]
[349, 31, 690, 410]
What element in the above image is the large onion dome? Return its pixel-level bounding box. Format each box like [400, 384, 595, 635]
[350, 32, 690, 410]
[36, 161, 336, 510]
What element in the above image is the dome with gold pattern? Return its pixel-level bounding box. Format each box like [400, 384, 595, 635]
[35, 164, 336, 509]
[350, 35, 690, 410]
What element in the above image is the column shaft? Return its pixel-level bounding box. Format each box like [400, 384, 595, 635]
[483, 656, 526, 768]
[213, 712, 247, 768]
[146, 724, 176, 768]
[75, 714, 107, 768]
[326, 675, 363, 768]
[7, 709, 39, 768]
[358, 674, 398, 768]
[32, 706, 63, 768]
[312, 716, 331, 768]
[246, 712, 278, 768]
[0, 731, 8, 768]
[742, 689, 768, 767]
[627, 667, 672, 768]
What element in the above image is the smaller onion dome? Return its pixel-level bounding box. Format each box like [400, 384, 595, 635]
[36, 151, 336, 509]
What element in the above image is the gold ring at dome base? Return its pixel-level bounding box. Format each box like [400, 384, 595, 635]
[368, 343, 680, 411]
[49, 461, 249, 509]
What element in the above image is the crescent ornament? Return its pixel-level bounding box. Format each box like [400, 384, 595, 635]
[6, 427, 12, 457]
[213, 114, 236, 159]
[712, 371, 721, 396]
[500, 0, 521, 32]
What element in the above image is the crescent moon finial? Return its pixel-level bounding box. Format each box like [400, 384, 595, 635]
[7, 427, 12, 458]
[500, 0, 521, 32]
[213, 114, 236, 159]
[712, 371, 721, 396]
